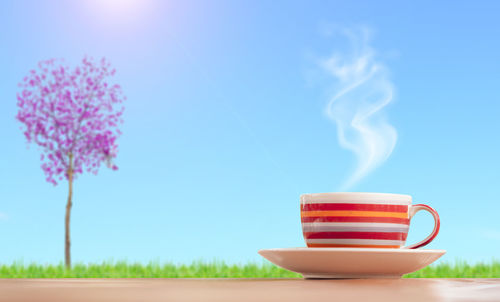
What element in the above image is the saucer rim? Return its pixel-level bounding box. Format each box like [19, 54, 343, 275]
[258, 247, 446, 279]
[258, 247, 446, 254]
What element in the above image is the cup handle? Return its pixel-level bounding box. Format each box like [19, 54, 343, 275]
[403, 204, 440, 249]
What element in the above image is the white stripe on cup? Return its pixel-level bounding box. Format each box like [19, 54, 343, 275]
[301, 222, 410, 228]
[302, 225, 409, 233]
[306, 239, 404, 246]
[301, 200, 410, 205]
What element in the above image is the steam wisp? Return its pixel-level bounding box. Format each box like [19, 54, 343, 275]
[322, 29, 397, 190]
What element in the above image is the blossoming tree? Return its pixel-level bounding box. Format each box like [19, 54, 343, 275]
[16, 57, 125, 267]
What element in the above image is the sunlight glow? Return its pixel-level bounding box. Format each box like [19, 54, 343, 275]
[89, 0, 147, 15]
[83, 0, 157, 27]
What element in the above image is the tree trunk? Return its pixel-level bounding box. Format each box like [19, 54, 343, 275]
[65, 153, 74, 268]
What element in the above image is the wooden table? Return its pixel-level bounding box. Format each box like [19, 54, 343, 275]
[1, 279, 499, 302]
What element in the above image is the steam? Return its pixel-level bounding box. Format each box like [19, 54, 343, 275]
[322, 28, 397, 190]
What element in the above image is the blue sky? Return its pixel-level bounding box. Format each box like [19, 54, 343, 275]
[0, 0, 499, 265]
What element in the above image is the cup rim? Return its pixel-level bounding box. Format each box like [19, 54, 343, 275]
[300, 192, 412, 205]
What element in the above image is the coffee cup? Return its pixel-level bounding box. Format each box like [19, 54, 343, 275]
[300, 192, 440, 249]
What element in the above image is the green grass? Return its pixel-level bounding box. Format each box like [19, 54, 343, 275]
[405, 260, 500, 278]
[0, 261, 301, 278]
[0, 261, 499, 278]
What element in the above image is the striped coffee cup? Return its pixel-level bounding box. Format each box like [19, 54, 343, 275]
[300, 192, 440, 249]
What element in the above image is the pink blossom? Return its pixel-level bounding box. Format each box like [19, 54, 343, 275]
[17, 57, 125, 185]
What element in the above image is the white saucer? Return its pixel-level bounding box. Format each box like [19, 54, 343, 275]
[258, 247, 446, 279]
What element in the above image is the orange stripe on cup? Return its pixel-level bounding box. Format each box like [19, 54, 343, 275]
[301, 210, 408, 219]
[301, 216, 411, 224]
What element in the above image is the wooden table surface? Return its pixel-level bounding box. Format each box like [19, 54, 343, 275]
[1, 279, 499, 302]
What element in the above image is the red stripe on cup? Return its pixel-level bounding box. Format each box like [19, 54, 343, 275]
[303, 231, 408, 241]
[306, 243, 401, 248]
[301, 216, 411, 225]
[301, 203, 408, 213]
